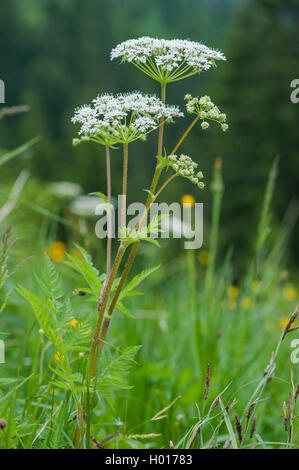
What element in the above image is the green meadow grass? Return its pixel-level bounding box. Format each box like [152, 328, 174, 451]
[0, 159, 298, 449]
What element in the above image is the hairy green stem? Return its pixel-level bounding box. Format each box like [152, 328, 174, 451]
[106, 242, 139, 322]
[93, 83, 167, 362]
[88, 243, 127, 380]
[106, 145, 112, 276]
[121, 143, 128, 229]
[95, 94, 203, 355]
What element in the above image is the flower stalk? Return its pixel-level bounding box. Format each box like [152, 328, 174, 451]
[121, 143, 128, 229]
[105, 145, 112, 276]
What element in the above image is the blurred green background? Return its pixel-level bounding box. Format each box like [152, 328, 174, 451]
[0, 0, 298, 269]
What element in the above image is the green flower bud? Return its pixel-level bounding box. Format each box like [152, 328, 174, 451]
[201, 121, 210, 130]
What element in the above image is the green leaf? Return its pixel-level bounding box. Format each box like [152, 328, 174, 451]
[88, 192, 107, 203]
[120, 265, 160, 301]
[64, 244, 103, 297]
[115, 301, 135, 318]
[97, 346, 141, 398]
[219, 399, 238, 449]
[16, 286, 63, 352]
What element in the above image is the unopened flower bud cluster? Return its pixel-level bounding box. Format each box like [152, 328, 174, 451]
[185, 94, 228, 132]
[168, 154, 204, 189]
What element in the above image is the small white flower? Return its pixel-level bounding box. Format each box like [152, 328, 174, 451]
[72, 92, 183, 144]
[111, 37, 226, 83]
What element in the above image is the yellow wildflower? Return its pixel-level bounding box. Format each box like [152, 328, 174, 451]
[242, 296, 251, 309]
[228, 286, 239, 299]
[181, 194, 195, 207]
[229, 299, 237, 311]
[69, 318, 79, 328]
[282, 284, 297, 302]
[47, 241, 66, 263]
[279, 318, 295, 330]
[68, 318, 91, 336]
[54, 352, 64, 362]
[81, 329, 92, 336]
[198, 250, 210, 266]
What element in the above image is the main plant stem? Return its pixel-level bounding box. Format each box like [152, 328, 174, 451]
[98, 242, 139, 356]
[89, 86, 200, 379]
[98, 99, 201, 349]
[88, 143, 130, 378]
[106, 145, 112, 276]
[94, 83, 167, 355]
[121, 143, 128, 229]
[88, 243, 127, 379]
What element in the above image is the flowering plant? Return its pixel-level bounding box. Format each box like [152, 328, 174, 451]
[72, 36, 228, 404]
[111, 36, 226, 83]
[19, 36, 228, 447]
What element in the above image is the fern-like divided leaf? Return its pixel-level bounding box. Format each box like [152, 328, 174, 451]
[119, 265, 160, 302]
[97, 345, 141, 398]
[16, 286, 63, 351]
[16, 261, 83, 404]
[118, 215, 166, 247]
[64, 244, 104, 299]
[114, 265, 160, 318]
[36, 254, 64, 301]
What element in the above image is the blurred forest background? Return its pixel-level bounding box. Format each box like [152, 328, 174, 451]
[0, 0, 298, 270]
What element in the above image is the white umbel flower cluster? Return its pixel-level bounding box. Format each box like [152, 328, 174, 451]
[185, 94, 228, 132]
[72, 92, 183, 145]
[168, 154, 204, 189]
[111, 37, 226, 83]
